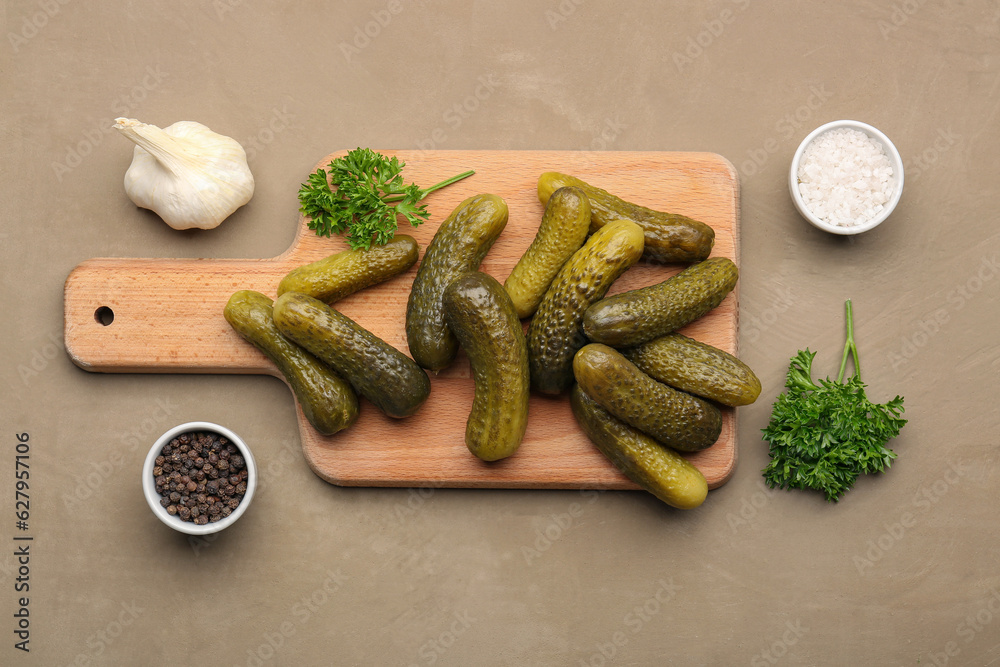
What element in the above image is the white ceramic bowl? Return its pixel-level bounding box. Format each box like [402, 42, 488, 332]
[142, 421, 257, 535]
[789, 120, 904, 235]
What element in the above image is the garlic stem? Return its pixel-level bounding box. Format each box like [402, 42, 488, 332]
[113, 118, 199, 176]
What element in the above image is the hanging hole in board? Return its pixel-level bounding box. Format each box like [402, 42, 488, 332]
[95, 306, 115, 326]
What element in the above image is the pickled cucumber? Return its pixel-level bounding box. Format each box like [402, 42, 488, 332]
[583, 257, 738, 348]
[573, 343, 721, 452]
[223, 290, 359, 435]
[277, 235, 418, 303]
[624, 333, 761, 407]
[406, 194, 509, 371]
[538, 172, 714, 264]
[273, 292, 430, 419]
[527, 218, 644, 394]
[570, 385, 708, 510]
[443, 272, 529, 461]
[504, 186, 591, 318]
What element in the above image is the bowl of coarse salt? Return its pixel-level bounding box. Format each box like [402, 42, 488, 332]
[790, 120, 904, 235]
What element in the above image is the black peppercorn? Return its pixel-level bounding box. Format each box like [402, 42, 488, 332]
[154, 429, 249, 525]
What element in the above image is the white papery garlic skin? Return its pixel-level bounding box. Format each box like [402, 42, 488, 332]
[113, 117, 255, 230]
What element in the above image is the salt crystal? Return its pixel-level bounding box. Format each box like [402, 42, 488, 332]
[797, 128, 895, 227]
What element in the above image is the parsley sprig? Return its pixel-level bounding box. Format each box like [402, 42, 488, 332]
[762, 300, 907, 502]
[298, 148, 474, 250]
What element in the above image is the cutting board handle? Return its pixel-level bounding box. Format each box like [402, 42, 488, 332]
[64, 256, 282, 374]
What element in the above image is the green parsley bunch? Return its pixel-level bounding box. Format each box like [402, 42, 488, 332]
[298, 147, 474, 250]
[762, 300, 907, 502]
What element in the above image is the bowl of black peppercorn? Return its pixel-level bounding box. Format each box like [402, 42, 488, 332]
[142, 422, 257, 535]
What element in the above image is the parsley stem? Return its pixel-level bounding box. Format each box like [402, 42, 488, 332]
[418, 170, 476, 200]
[381, 171, 475, 205]
[837, 299, 860, 382]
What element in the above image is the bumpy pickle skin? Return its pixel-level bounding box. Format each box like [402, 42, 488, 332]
[405, 194, 509, 371]
[277, 235, 419, 304]
[526, 218, 644, 394]
[273, 292, 430, 419]
[223, 290, 359, 436]
[624, 333, 761, 407]
[573, 344, 722, 452]
[504, 186, 591, 319]
[537, 172, 714, 264]
[443, 272, 530, 462]
[583, 256, 738, 348]
[570, 385, 708, 510]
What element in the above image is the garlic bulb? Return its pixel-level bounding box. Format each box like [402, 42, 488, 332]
[113, 117, 254, 230]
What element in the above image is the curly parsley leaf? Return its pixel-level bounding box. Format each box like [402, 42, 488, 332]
[298, 147, 474, 250]
[761, 300, 907, 502]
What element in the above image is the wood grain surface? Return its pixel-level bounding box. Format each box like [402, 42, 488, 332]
[64, 150, 740, 490]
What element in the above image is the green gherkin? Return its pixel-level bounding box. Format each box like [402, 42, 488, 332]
[444, 272, 529, 462]
[527, 219, 645, 394]
[624, 333, 761, 407]
[223, 290, 359, 436]
[537, 171, 715, 264]
[277, 235, 418, 304]
[583, 257, 738, 348]
[570, 385, 708, 510]
[573, 343, 721, 452]
[273, 292, 430, 419]
[504, 186, 591, 319]
[406, 194, 509, 371]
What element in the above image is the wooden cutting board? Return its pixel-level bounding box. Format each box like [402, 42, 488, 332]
[64, 150, 740, 490]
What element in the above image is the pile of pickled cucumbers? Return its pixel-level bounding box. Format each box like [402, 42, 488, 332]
[225, 165, 761, 510]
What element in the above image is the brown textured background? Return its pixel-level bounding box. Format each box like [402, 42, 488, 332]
[2, 1, 999, 664]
